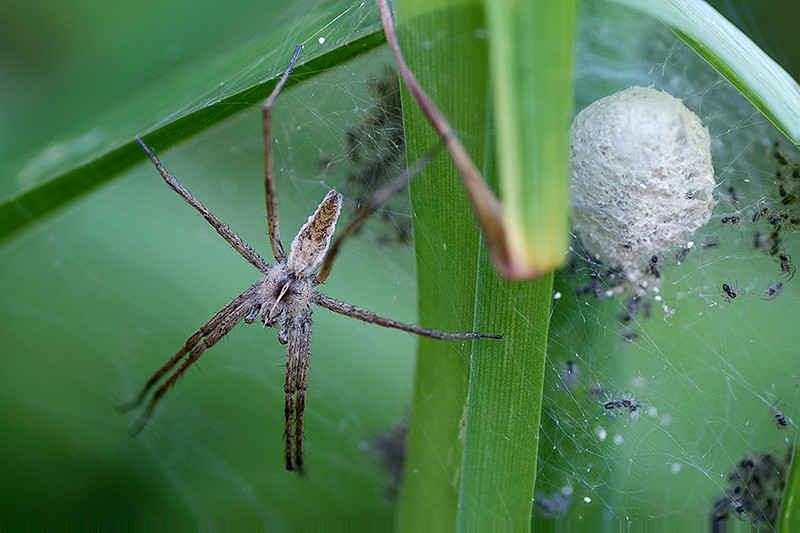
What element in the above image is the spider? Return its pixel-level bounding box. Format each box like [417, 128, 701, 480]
[752, 206, 769, 223]
[603, 398, 624, 413]
[122, 45, 501, 471]
[761, 281, 783, 301]
[720, 214, 741, 225]
[645, 255, 660, 279]
[599, 390, 640, 419]
[720, 281, 742, 303]
[777, 252, 796, 281]
[619, 391, 641, 414]
[767, 210, 791, 227]
[772, 400, 788, 429]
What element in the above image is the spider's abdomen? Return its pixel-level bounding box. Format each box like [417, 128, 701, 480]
[287, 190, 342, 277]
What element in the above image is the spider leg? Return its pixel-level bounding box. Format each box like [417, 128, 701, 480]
[784, 261, 796, 281]
[312, 293, 502, 340]
[315, 149, 438, 284]
[135, 137, 271, 274]
[376, 0, 512, 277]
[262, 44, 303, 264]
[124, 283, 260, 434]
[284, 307, 312, 471]
[119, 329, 203, 413]
[283, 364, 295, 469]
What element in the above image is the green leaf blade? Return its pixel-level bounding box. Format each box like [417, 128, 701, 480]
[485, 0, 577, 274]
[393, 0, 490, 522]
[459, 267, 553, 525]
[1, 3, 384, 242]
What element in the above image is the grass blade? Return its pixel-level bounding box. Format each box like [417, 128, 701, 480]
[1, 2, 384, 242]
[485, 0, 576, 274]
[393, 0, 489, 520]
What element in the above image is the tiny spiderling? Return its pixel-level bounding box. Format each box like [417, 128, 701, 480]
[772, 400, 788, 429]
[762, 281, 783, 301]
[777, 252, 796, 281]
[599, 390, 640, 419]
[720, 282, 742, 303]
[720, 214, 741, 225]
[752, 206, 768, 223]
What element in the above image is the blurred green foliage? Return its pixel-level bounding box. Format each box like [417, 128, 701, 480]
[3, 0, 800, 525]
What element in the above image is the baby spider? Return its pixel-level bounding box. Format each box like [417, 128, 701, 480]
[556, 358, 582, 390]
[752, 206, 769, 223]
[600, 390, 640, 419]
[772, 401, 788, 429]
[720, 214, 741, 225]
[761, 281, 783, 301]
[645, 255, 660, 279]
[767, 210, 800, 231]
[602, 397, 624, 415]
[777, 252, 796, 281]
[620, 395, 640, 414]
[122, 46, 501, 472]
[720, 281, 742, 303]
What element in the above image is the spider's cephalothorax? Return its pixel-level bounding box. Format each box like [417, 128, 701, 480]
[247, 190, 341, 340]
[123, 46, 500, 471]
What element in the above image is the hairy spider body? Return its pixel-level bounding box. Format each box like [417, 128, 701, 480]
[777, 252, 796, 281]
[124, 46, 500, 471]
[762, 281, 783, 301]
[772, 401, 788, 429]
[720, 282, 742, 303]
[721, 214, 740, 225]
[599, 390, 640, 419]
[752, 206, 768, 223]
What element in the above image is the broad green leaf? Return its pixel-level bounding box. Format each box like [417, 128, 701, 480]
[779, 436, 799, 526]
[1, 0, 384, 242]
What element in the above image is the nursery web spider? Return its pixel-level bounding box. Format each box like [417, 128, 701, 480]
[123, 45, 501, 472]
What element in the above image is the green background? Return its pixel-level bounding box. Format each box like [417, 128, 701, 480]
[2, 0, 800, 523]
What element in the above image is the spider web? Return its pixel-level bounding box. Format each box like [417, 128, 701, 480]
[0, 1, 418, 522]
[1, 0, 798, 525]
[532, 2, 799, 526]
